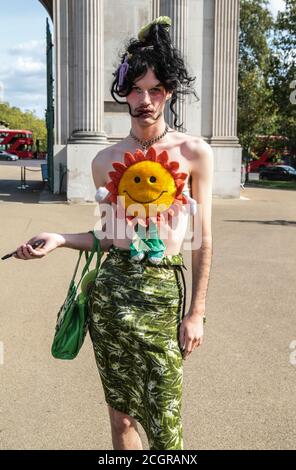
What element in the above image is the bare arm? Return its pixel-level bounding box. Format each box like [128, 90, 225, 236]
[91, 149, 110, 203]
[13, 149, 113, 260]
[178, 139, 214, 360]
[58, 232, 111, 252]
[58, 233, 93, 251]
[189, 139, 214, 319]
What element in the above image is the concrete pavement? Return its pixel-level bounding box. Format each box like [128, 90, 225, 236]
[0, 165, 295, 449]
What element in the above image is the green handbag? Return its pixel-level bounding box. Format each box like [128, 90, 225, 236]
[51, 231, 103, 360]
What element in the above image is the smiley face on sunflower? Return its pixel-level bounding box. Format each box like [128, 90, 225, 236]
[106, 147, 188, 216]
[96, 146, 196, 264]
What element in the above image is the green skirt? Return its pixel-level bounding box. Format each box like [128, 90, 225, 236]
[88, 244, 186, 450]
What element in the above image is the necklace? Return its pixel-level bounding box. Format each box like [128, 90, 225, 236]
[129, 124, 169, 153]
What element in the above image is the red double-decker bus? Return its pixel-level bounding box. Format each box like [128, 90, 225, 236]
[0, 129, 34, 159]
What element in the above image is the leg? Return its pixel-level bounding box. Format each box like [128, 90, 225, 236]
[108, 405, 143, 450]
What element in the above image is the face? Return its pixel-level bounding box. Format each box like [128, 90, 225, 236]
[118, 160, 177, 216]
[126, 68, 172, 125]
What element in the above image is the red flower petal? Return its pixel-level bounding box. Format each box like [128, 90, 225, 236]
[175, 182, 185, 196]
[124, 152, 136, 166]
[109, 194, 118, 203]
[168, 161, 180, 171]
[112, 162, 127, 173]
[175, 172, 188, 181]
[106, 181, 118, 193]
[134, 149, 146, 161]
[156, 150, 169, 164]
[146, 146, 157, 161]
[174, 178, 186, 188]
[109, 171, 121, 183]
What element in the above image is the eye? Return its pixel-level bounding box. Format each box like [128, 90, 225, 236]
[134, 176, 141, 183]
[149, 176, 156, 183]
[150, 87, 162, 94]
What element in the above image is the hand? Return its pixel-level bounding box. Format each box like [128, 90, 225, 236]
[13, 232, 65, 260]
[179, 311, 204, 360]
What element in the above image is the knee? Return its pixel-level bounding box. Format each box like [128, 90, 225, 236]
[112, 417, 134, 435]
[109, 407, 137, 435]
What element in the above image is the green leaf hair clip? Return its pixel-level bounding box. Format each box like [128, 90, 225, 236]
[137, 16, 172, 42]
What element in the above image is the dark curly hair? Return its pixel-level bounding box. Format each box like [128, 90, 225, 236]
[110, 22, 199, 130]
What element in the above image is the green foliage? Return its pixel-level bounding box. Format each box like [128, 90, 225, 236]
[238, 0, 296, 158]
[0, 102, 47, 151]
[270, 0, 296, 151]
[238, 0, 276, 153]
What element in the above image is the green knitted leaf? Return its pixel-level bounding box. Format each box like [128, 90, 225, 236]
[138, 16, 172, 42]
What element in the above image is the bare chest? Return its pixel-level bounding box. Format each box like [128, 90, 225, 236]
[101, 142, 193, 194]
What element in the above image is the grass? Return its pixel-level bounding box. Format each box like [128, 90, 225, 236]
[245, 180, 296, 190]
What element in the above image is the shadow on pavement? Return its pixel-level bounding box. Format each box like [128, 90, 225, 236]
[0, 178, 67, 204]
[224, 219, 296, 227]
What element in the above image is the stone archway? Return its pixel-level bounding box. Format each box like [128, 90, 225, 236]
[37, 0, 242, 200]
[38, 0, 53, 19]
[37, 0, 109, 200]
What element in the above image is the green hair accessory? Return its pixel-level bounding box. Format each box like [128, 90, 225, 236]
[138, 16, 172, 42]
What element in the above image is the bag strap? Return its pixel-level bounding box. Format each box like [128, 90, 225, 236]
[76, 231, 103, 289]
[70, 251, 85, 284]
[83, 231, 102, 268]
[69, 231, 102, 287]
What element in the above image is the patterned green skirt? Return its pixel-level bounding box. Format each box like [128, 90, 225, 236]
[88, 244, 186, 450]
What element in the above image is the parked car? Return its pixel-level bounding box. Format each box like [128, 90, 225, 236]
[259, 165, 296, 181]
[0, 150, 19, 161]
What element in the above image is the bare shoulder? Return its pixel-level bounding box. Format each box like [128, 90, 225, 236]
[92, 142, 116, 168]
[91, 142, 120, 187]
[92, 141, 124, 177]
[181, 134, 214, 176]
[172, 130, 212, 156]
[182, 134, 212, 154]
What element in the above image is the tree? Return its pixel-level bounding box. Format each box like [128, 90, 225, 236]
[271, 0, 296, 154]
[238, 0, 277, 177]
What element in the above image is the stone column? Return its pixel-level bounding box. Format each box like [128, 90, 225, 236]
[159, 0, 188, 132]
[209, 0, 242, 198]
[210, 0, 240, 146]
[53, 0, 69, 147]
[151, 0, 160, 18]
[49, 0, 109, 200]
[68, 0, 107, 143]
[49, 0, 70, 194]
[65, 0, 109, 202]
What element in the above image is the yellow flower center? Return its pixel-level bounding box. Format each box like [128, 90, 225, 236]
[118, 161, 176, 216]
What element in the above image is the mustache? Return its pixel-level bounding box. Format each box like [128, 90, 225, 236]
[134, 108, 154, 117]
[127, 104, 163, 121]
[136, 107, 153, 113]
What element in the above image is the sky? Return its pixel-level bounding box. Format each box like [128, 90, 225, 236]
[269, 0, 286, 17]
[0, 0, 49, 119]
[0, 0, 287, 120]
